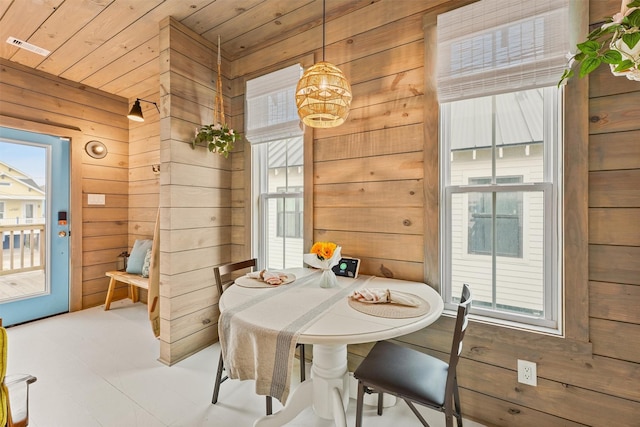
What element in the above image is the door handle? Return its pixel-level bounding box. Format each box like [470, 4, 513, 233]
[58, 231, 67, 237]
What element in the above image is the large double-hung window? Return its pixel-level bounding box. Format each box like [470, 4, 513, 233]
[246, 64, 304, 269]
[437, 0, 569, 332]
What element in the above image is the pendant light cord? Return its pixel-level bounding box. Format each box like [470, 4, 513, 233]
[322, 0, 326, 61]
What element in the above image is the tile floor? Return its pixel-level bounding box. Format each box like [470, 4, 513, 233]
[5, 300, 485, 427]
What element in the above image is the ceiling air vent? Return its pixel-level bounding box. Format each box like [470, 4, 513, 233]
[6, 37, 50, 57]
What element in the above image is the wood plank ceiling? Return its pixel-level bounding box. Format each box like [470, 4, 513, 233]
[0, 0, 372, 99]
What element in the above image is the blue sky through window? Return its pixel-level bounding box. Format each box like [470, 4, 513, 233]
[0, 140, 46, 186]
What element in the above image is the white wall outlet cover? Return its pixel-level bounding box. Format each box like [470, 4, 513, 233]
[517, 359, 537, 386]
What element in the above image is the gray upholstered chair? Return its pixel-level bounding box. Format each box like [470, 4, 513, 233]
[354, 284, 472, 427]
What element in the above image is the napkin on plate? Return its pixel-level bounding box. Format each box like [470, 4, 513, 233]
[349, 288, 420, 307]
[246, 270, 287, 285]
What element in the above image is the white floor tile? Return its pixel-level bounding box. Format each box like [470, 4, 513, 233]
[5, 300, 485, 427]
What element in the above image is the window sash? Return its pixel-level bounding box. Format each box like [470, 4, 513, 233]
[252, 135, 304, 270]
[444, 183, 556, 328]
[439, 86, 562, 332]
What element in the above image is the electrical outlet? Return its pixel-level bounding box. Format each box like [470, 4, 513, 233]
[517, 359, 537, 386]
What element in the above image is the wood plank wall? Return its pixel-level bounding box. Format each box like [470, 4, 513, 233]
[0, 58, 129, 310]
[230, 0, 442, 283]
[157, 17, 235, 364]
[128, 91, 160, 243]
[226, 0, 640, 425]
[126, 89, 161, 306]
[2, 0, 639, 423]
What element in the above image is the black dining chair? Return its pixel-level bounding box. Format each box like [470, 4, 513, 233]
[353, 284, 472, 427]
[211, 258, 307, 415]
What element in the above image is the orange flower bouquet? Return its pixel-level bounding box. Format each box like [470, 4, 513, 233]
[303, 241, 342, 288]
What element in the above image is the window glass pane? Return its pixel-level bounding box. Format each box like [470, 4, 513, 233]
[448, 88, 544, 185]
[449, 98, 493, 182]
[266, 197, 284, 269]
[260, 136, 304, 269]
[467, 191, 493, 255]
[452, 190, 545, 316]
[467, 178, 523, 258]
[494, 89, 544, 182]
[267, 193, 304, 269]
[496, 191, 544, 316]
[451, 194, 493, 304]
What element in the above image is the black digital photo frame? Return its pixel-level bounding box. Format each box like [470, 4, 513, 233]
[332, 257, 360, 278]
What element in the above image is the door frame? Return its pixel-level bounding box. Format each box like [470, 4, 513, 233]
[0, 115, 83, 312]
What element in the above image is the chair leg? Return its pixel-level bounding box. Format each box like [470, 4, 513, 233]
[214, 352, 273, 416]
[377, 392, 384, 415]
[299, 344, 306, 381]
[445, 411, 454, 427]
[404, 400, 431, 427]
[452, 380, 463, 427]
[212, 353, 225, 404]
[356, 381, 365, 427]
[266, 396, 273, 415]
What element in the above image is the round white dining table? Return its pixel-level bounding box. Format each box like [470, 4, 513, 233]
[218, 267, 444, 427]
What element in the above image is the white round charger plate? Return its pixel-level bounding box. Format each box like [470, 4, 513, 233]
[234, 273, 296, 288]
[347, 291, 430, 318]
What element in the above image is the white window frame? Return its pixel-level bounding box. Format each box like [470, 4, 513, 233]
[246, 64, 304, 269]
[440, 87, 563, 333]
[251, 137, 304, 270]
[437, 0, 569, 333]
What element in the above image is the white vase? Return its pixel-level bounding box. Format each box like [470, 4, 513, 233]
[319, 268, 338, 288]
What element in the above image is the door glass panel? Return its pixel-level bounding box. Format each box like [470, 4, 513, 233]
[0, 140, 47, 302]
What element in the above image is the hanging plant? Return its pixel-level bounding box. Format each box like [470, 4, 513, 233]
[192, 123, 239, 158]
[192, 35, 240, 158]
[559, 0, 640, 86]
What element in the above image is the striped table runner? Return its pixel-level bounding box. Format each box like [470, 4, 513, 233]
[219, 270, 371, 404]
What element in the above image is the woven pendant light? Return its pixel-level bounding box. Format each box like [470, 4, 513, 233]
[296, 0, 352, 128]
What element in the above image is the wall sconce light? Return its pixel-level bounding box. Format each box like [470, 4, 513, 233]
[127, 98, 160, 122]
[85, 140, 108, 159]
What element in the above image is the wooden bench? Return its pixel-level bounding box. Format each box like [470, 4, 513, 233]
[104, 270, 150, 310]
[104, 211, 159, 312]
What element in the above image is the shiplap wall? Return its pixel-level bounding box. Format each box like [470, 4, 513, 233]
[0, 58, 129, 310]
[225, 0, 640, 425]
[156, 17, 236, 364]
[128, 90, 160, 243]
[2, 0, 639, 423]
[230, 0, 436, 283]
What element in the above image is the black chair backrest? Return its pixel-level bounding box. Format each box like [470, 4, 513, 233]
[447, 284, 472, 376]
[214, 258, 257, 295]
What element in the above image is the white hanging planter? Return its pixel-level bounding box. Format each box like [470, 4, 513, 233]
[559, 0, 640, 85]
[609, 37, 640, 81]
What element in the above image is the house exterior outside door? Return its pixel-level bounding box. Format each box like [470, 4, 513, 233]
[0, 127, 70, 326]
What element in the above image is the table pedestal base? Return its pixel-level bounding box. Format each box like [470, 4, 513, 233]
[254, 344, 349, 427]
